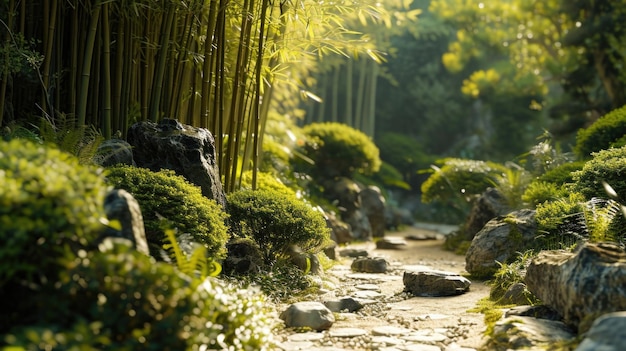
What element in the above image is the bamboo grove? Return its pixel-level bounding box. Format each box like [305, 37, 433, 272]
[0, 0, 415, 190]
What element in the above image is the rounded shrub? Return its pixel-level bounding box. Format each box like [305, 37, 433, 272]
[575, 104, 626, 159]
[521, 181, 567, 208]
[296, 122, 381, 178]
[536, 161, 586, 184]
[4, 239, 275, 350]
[571, 146, 626, 200]
[105, 166, 229, 260]
[534, 192, 587, 249]
[227, 189, 332, 265]
[0, 139, 108, 288]
[421, 158, 508, 204]
[239, 170, 298, 198]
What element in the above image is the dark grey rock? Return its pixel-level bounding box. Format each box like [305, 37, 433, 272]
[280, 302, 335, 331]
[403, 269, 471, 297]
[127, 119, 225, 206]
[351, 257, 388, 273]
[323, 297, 364, 313]
[375, 237, 408, 250]
[465, 209, 537, 278]
[463, 187, 509, 241]
[222, 239, 264, 275]
[576, 312, 626, 351]
[94, 138, 135, 167]
[525, 242, 626, 331]
[326, 211, 353, 244]
[102, 189, 149, 255]
[339, 248, 368, 258]
[360, 186, 386, 238]
[501, 282, 534, 306]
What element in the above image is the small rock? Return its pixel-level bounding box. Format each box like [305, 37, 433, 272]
[501, 282, 533, 305]
[405, 233, 444, 241]
[351, 257, 389, 273]
[403, 269, 471, 297]
[505, 305, 562, 321]
[323, 297, 363, 312]
[355, 283, 381, 291]
[339, 248, 369, 258]
[376, 237, 408, 250]
[280, 302, 335, 331]
[487, 316, 575, 350]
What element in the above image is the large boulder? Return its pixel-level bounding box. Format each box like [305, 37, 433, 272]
[525, 242, 626, 331]
[127, 119, 225, 206]
[465, 209, 537, 278]
[486, 316, 575, 351]
[463, 187, 509, 241]
[360, 186, 386, 238]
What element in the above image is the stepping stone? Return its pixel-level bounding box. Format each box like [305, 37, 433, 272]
[403, 269, 471, 297]
[397, 344, 442, 351]
[405, 233, 445, 241]
[346, 273, 401, 281]
[277, 341, 313, 350]
[352, 290, 383, 299]
[402, 331, 447, 343]
[351, 257, 389, 273]
[372, 325, 413, 336]
[371, 336, 405, 346]
[415, 313, 450, 321]
[328, 327, 368, 338]
[445, 343, 477, 351]
[287, 332, 325, 342]
[376, 237, 408, 250]
[355, 283, 381, 291]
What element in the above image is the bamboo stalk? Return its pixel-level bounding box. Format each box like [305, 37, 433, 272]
[149, 4, 176, 122]
[41, 0, 58, 114]
[76, 2, 101, 127]
[101, 2, 111, 138]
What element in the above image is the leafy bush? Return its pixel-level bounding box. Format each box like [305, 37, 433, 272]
[4, 239, 275, 350]
[571, 146, 626, 200]
[295, 122, 381, 178]
[421, 158, 508, 204]
[0, 139, 108, 289]
[105, 166, 229, 260]
[522, 181, 568, 208]
[534, 192, 587, 249]
[489, 251, 538, 305]
[227, 189, 332, 265]
[536, 161, 585, 184]
[375, 132, 433, 185]
[239, 170, 299, 198]
[575, 104, 626, 159]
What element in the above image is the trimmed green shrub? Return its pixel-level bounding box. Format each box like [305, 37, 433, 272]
[4, 239, 275, 350]
[375, 132, 433, 183]
[521, 181, 568, 208]
[536, 161, 586, 184]
[0, 139, 108, 288]
[575, 104, 626, 159]
[105, 166, 229, 260]
[239, 170, 299, 198]
[421, 158, 508, 204]
[227, 189, 332, 265]
[295, 122, 381, 178]
[571, 146, 626, 200]
[534, 192, 587, 249]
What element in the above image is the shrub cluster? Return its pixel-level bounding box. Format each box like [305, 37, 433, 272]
[295, 122, 381, 178]
[575, 104, 626, 159]
[106, 166, 229, 260]
[227, 189, 332, 265]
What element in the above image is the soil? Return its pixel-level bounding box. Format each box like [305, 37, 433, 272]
[276, 225, 492, 351]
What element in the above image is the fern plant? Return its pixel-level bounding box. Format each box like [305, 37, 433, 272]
[161, 221, 222, 279]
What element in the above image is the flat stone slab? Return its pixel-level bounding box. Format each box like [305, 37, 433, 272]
[402, 330, 448, 343]
[287, 332, 326, 342]
[376, 237, 408, 250]
[372, 326, 413, 336]
[329, 327, 368, 338]
[355, 283, 381, 291]
[403, 269, 471, 297]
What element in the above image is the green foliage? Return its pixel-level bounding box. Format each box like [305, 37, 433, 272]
[522, 181, 567, 208]
[227, 189, 332, 265]
[0, 139, 108, 288]
[537, 161, 586, 184]
[534, 192, 587, 250]
[420, 158, 508, 204]
[105, 166, 229, 260]
[296, 122, 381, 178]
[239, 170, 299, 198]
[375, 132, 433, 184]
[575, 105, 626, 159]
[489, 163, 532, 210]
[369, 161, 411, 191]
[571, 146, 626, 200]
[489, 251, 539, 305]
[3, 239, 275, 350]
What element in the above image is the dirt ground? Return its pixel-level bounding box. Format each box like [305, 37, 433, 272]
[326, 225, 491, 350]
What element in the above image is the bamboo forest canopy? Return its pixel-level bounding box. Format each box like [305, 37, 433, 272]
[0, 0, 414, 189]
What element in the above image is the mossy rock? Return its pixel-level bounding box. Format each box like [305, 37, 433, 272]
[105, 166, 229, 260]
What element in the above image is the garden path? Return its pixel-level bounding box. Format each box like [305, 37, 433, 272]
[276, 224, 491, 351]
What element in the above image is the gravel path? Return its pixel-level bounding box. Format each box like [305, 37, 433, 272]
[275, 225, 490, 351]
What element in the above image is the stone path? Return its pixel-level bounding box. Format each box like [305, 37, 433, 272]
[275, 226, 490, 351]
